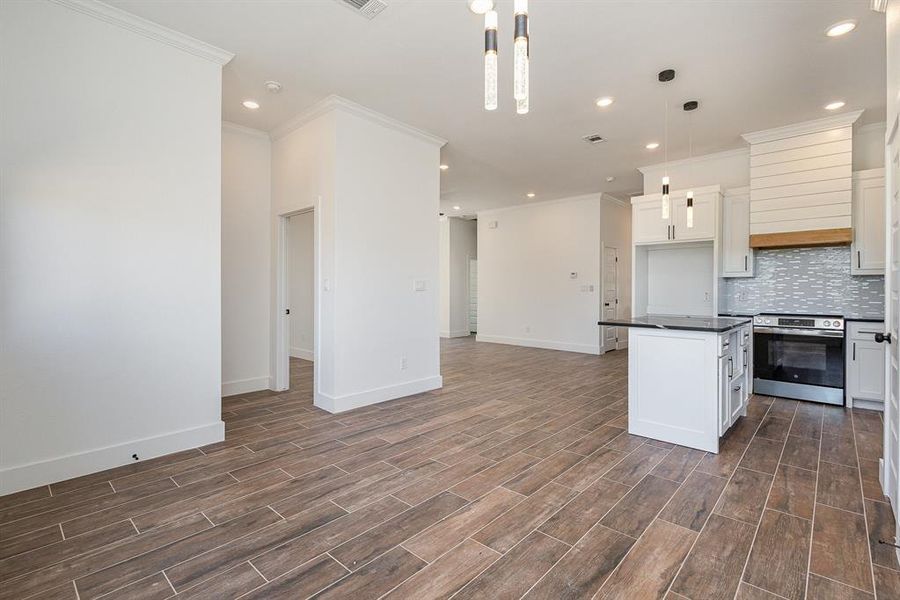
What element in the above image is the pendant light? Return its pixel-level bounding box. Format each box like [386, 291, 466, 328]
[684, 100, 699, 228]
[484, 10, 498, 110]
[658, 69, 675, 219]
[513, 0, 529, 114]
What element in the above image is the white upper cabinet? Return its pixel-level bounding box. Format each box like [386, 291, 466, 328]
[721, 187, 753, 277]
[851, 168, 886, 275]
[632, 199, 670, 244]
[632, 185, 721, 245]
[673, 189, 718, 241]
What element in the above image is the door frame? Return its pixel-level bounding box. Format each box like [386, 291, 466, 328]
[273, 202, 320, 393]
[601, 243, 620, 354]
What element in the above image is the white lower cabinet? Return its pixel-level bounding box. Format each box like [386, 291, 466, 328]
[846, 320, 886, 410]
[628, 324, 750, 453]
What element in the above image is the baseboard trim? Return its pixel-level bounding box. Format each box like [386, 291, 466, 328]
[315, 375, 443, 414]
[290, 347, 315, 361]
[222, 376, 272, 397]
[475, 334, 600, 355]
[440, 330, 471, 339]
[0, 421, 225, 495]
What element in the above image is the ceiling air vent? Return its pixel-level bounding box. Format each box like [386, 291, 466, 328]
[582, 134, 606, 144]
[337, 0, 388, 19]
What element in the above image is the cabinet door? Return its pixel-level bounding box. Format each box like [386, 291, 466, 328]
[673, 191, 717, 241]
[852, 172, 886, 275]
[722, 190, 753, 277]
[848, 339, 886, 403]
[719, 353, 731, 435]
[633, 200, 670, 244]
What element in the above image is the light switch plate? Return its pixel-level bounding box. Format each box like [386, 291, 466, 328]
[414, 280, 426, 292]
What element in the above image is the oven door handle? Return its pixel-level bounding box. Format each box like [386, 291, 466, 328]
[753, 326, 844, 338]
[753, 327, 844, 338]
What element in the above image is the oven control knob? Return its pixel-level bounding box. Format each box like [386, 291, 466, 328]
[765, 319, 772, 324]
[834, 320, 841, 328]
[824, 320, 831, 327]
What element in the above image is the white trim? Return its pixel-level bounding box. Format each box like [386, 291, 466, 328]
[440, 330, 471, 339]
[271, 95, 447, 147]
[477, 192, 603, 217]
[222, 121, 270, 140]
[637, 147, 749, 175]
[222, 376, 271, 397]
[0, 421, 225, 495]
[476, 334, 601, 355]
[314, 376, 443, 414]
[741, 110, 864, 145]
[853, 167, 887, 181]
[290, 347, 315, 361]
[50, 0, 234, 65]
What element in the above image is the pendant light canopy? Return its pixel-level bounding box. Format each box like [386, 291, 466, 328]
[513, 0, 529, 114]
[658, 69, 675, 219]
[484, 10, 498, 110]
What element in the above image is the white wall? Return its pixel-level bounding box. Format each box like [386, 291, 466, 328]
[638, 123, 886, 195]
[222, 124, 272, 396]
[289, 211, 315, 360]
[439, 217, 477, 338]
[477, 194, 629, 355]
[271, 98, 445, 412]
[0, 0, 231, 494]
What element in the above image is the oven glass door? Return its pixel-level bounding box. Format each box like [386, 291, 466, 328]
[753, 330, 844, 388]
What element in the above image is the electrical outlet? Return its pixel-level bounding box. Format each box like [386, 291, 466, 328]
[704, 291, 710, 302]
[400, 356, 408, 370]
[524, 326, 531, 333]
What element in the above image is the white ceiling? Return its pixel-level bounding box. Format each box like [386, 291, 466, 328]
[109, 0, 886, 214]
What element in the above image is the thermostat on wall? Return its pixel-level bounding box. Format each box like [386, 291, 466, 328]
[488, 221, 498, 229]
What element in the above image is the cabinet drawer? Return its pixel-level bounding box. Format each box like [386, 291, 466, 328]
[847, 321, 884, 342]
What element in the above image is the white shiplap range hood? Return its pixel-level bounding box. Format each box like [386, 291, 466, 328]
[741, 110, 863, 248]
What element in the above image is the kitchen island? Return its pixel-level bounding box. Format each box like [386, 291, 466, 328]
[599, 315, 752, 453]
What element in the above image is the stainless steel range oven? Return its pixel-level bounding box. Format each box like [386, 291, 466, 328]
[753, 313, 845, 405]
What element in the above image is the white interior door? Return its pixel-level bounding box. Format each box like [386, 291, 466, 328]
[602, 246, 618, 352]
[885, 115, 900, 538]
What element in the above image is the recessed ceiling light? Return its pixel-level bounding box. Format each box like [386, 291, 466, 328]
[264, 81, 282, 93]
[595, 97, 614, 108]
[439, 164, 449, 171]
[469, 0, 494, 14]
[646, 142, 660, 150]
[242, 100, 260, 110]
[452, 205, 461, 210]
[825, 20, 857, 37]
[526, 192, 536, 198]
[824, 101, 846, 111]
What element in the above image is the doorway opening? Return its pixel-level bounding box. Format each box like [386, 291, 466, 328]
[468, 257, 478, 334]
[274, 206, 318, 396]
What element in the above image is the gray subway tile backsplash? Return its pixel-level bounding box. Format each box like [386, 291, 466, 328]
[723, 246, 884, 317]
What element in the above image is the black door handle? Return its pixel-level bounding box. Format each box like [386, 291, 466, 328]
[604, 303, 610, 306]
[875, 332, 892, 344]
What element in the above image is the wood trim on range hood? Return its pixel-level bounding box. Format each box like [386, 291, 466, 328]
[749, 228, 853, 249]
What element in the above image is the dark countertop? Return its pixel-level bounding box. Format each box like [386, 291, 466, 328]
[599, 315, 752, 333]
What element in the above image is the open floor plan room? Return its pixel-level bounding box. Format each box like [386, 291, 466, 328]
[1, 339, 898, 599]
[3, 0, 900, 598]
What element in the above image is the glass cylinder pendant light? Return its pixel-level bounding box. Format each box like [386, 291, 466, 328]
[513, 0, 529, 111]
[484, 10, 498, 110]
[658, 69, 675, 220]
[684, 100, 699, 228]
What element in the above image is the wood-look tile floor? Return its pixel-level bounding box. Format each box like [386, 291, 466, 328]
[2, 336, 899, 599]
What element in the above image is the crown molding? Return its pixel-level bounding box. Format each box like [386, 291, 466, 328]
[50, 0, 234, 65]
[222, 121, 270, 140]
[271, 95, 447, 147]
[741, 110, 864, 145]
[637, 147, 749, 175]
